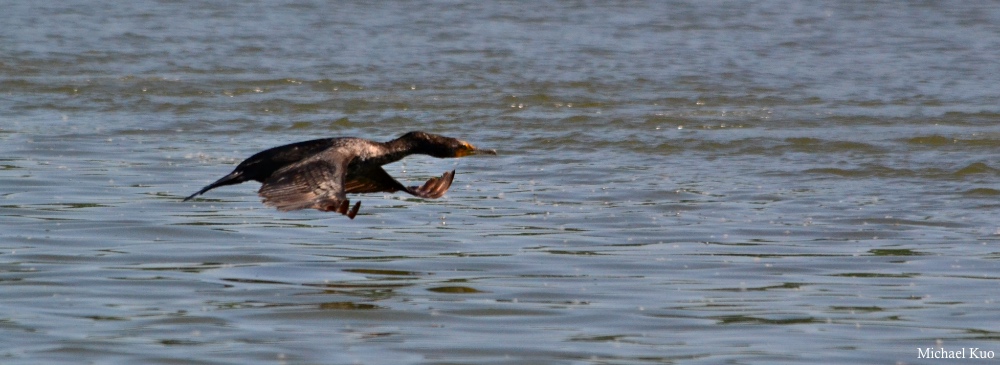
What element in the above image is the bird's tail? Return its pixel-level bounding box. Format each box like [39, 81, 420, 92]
[182, 172, 244, 201]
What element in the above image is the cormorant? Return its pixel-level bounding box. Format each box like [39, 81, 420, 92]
[183, 131, 496, 219]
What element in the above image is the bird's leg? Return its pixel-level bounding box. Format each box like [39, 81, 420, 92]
[318, 200, 360, 219]
[347, 201, 360, 219]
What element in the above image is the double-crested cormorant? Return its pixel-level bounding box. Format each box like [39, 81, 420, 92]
[183, 131, 496, 219]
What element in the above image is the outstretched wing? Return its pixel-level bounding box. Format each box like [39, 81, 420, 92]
[257, 151, 360, 218]
[405, 170, 455, 199]
[344, 167, 408, 194]
[345, 168, 455, 199]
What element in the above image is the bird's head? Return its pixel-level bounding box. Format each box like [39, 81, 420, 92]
[401, 131, 497, 158]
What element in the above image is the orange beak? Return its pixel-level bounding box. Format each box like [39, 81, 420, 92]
[456, 141, 497, 157]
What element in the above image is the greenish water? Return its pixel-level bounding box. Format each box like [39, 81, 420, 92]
[3, 1, 1000, 364]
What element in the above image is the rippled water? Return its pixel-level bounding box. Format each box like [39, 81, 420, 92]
[3, 1, 1000, 364]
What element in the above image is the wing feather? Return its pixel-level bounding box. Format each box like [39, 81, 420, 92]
[257, 151, 357, 216]
[405, 170, 455, 199]
[344, 167, 407, 194]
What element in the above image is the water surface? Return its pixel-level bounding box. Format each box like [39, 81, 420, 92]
[2, 1, 1000, 364]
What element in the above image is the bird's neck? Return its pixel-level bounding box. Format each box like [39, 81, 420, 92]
[366, 137, 421, 166]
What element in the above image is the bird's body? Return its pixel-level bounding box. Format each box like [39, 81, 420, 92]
[183, 131, 495, 218]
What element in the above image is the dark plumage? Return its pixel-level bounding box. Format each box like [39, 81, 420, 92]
[183, 131, 496, 218]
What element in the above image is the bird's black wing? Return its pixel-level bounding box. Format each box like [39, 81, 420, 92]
[257, 150, 360, 218]
[344, 167, 408, 194]
[344, 168, 455, 199]
[405, 170, 455, 199]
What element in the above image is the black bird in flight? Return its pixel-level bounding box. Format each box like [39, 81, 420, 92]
[183, 131, 496, 219]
